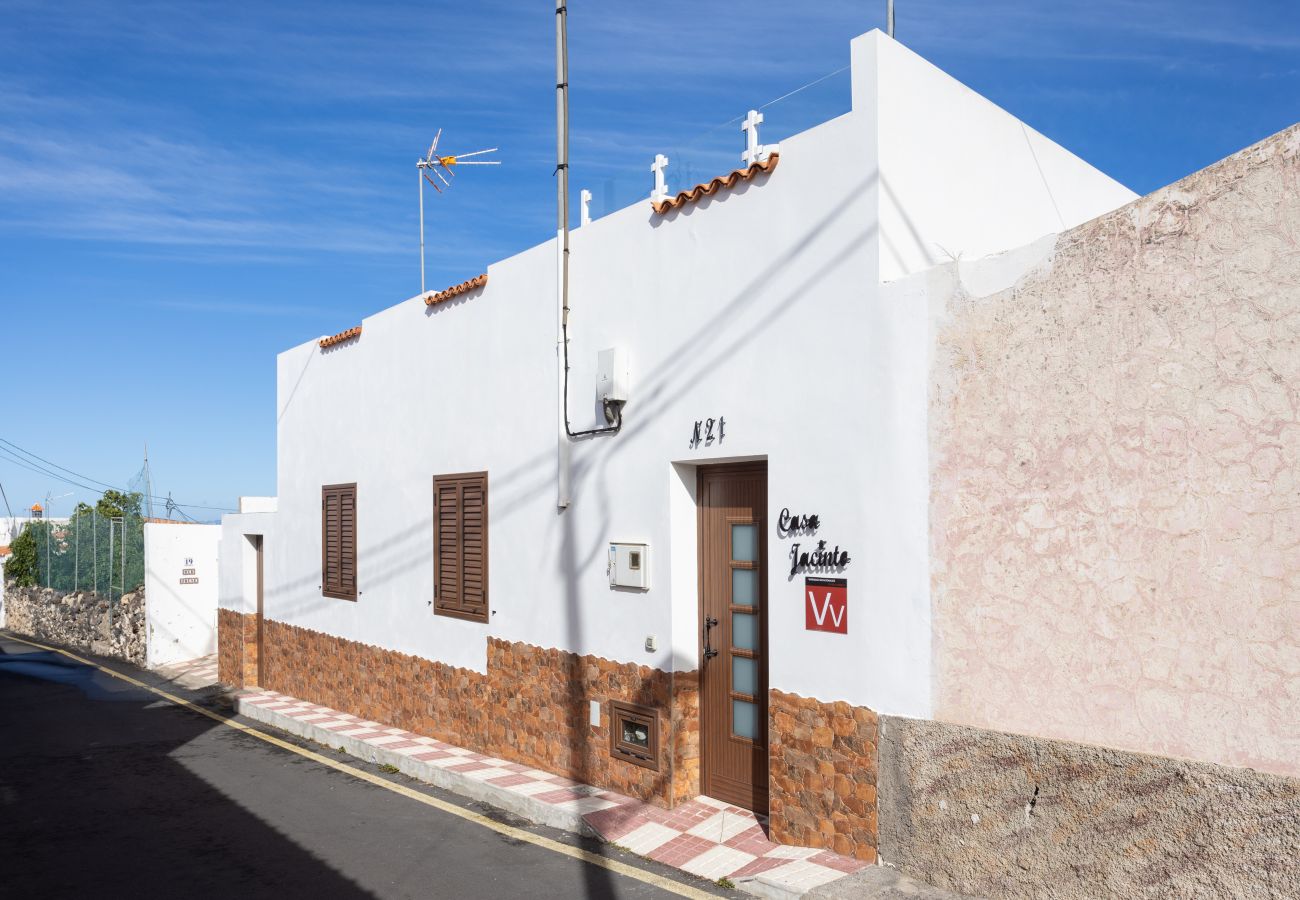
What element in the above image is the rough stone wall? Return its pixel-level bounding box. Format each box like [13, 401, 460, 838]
[257, 617, 700, 807]
[769, 688, 879, 862]
[878, 715, 1300, 899]
[931, 124, 1300, 776]
[3, 583, 145, 665]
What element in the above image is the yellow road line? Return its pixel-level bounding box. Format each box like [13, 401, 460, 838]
[1, 632, 718, 900]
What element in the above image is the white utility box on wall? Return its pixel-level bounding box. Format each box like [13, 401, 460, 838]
[596, 347, 629, 405]
[608, 542, 648, 590]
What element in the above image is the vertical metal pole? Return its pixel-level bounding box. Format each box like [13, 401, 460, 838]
[144, 443, 154, 522]
[556, 0, 570, 330]
[93, 509, 97, 595]
[555, 0, 572, 508]
[887, 0, 895, 37]
[108, 520, 114, 630]
[119, 518, 126, 650]
[75, 514, 79, 591]
[419, 168, 426, 294]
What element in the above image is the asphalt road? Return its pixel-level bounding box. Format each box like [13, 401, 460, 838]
[0, 633, 732, 900]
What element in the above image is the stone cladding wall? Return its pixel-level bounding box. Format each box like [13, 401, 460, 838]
[878, 715, 1300, 899]
[217, 608, 256, 688]
[769, 687, 879, 862]
[241, 614, 258, 685]
[247, 617, 699, 807]
[669, 670, 701, 805]
[4, 583, 145, 665]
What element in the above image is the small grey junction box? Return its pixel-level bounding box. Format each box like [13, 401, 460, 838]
[608, 542, 649, 590]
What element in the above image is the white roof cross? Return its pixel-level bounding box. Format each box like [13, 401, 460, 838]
[741, 109, 775, 166]
[650, 154, 670, 204]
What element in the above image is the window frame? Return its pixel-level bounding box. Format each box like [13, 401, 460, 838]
[321, 482, 358, 601]
[432, 471, 489, 623]
[608, 700, 660, 771]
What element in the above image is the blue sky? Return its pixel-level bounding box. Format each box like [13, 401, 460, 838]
[2, 1, 1297, 521]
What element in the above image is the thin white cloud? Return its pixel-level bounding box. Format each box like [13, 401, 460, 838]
[0, 0, 1295, 270]
[151, 299, 329, 316]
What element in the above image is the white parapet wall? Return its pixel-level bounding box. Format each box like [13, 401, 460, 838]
[143, 522, 222, 668]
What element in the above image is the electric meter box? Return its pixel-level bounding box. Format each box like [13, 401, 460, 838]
[608, 542, 649, 590]
[596, 348, 629, 404]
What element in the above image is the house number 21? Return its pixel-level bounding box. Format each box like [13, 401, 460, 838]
[689, 416, 725, 449]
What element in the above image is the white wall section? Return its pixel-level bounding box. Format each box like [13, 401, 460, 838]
[237, 30, 1133, 720]
[144, 522, 221, 667]
[863, 33, 1136, 283]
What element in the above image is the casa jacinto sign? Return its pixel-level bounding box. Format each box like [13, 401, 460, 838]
[788, 539, 850, 577]
[805, 577, 847, 634]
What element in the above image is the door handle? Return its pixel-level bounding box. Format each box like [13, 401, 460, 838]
[702, 616, 719, 661]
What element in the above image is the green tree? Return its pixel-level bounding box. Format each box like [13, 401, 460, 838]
[4, 525, 39, 586]
[95, 490, 143, 519]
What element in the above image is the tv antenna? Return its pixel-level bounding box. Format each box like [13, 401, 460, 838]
[417, 129, 500, 293]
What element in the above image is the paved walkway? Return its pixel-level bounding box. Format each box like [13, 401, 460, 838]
[151, 653, 219, 690]
[807, 867, 979, 899]
[239, 689, 872, 896]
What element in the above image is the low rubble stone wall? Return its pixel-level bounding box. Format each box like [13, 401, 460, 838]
[3, 582, 146, 666]
[878, 715, 1300, 899]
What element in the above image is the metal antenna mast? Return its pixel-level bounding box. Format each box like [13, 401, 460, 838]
[416, 130, 500, 294]
[556, 0, 571, 507]
[887, 0, 895, 37]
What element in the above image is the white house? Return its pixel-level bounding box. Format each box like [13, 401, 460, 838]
[0, 514, 70, 548]
[217, 28, 1300, 893]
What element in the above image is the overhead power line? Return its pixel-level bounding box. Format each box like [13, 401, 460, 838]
[0, 446, 102, 494]
[0, 437, 236, 513]
[0, 437, 122, 492]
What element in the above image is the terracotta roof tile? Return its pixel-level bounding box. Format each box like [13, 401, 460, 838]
[652, 153, 779, 215]
[319, 325, 362, 349]
[425, 273, 488, 306]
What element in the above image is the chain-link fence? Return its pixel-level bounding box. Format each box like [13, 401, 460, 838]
[6, 463, 176, 600]
[30, 508, 145, 601]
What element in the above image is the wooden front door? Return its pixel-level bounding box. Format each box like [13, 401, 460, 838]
[698, 462, 768, 812]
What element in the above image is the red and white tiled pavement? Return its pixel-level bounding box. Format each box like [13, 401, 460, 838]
[238, 689, 869, 895]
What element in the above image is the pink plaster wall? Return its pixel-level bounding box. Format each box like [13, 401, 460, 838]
[931, 125, 1300, 777]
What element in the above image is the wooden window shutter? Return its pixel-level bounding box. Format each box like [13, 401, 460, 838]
[322, 483, 357, 600]
[433, 472, 488, 623]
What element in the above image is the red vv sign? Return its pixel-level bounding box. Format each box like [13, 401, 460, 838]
[805, 577, 847, 634]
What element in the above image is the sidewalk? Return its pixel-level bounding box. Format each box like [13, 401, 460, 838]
[236, 688, 872, 898]
[152, 653, 219, 690]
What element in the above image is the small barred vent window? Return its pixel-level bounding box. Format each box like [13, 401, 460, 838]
[609, 700, 659, 771]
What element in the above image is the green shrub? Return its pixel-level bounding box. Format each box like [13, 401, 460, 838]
[4, 526, 38, 587]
